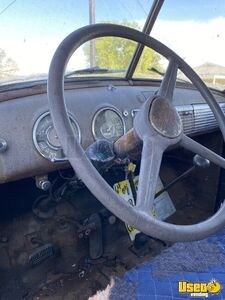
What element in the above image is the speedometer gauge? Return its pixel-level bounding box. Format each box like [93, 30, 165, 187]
[92, 108, 125, 142]
[33, 112, 80, 162]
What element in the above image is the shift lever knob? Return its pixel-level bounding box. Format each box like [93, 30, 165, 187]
[193, 154, 210, 168]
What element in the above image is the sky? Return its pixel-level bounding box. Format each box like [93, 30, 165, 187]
[1, 0, 225, 77]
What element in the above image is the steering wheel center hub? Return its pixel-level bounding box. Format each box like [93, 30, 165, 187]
[149, 97, 182, 138]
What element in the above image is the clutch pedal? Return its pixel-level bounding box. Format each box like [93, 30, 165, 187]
[28, 243, 59, 266]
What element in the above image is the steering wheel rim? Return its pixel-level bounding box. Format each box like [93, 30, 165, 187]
[48, 24, 225, 242]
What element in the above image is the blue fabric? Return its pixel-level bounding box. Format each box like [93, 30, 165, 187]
[123, 228, 225, 299]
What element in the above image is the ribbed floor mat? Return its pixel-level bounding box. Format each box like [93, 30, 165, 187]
[112, 228, 225, 299]
[91, 228, 225, 300]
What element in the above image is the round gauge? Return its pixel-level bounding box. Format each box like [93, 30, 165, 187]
[33, 112, 80, 162]
[92, 108, 125, 142]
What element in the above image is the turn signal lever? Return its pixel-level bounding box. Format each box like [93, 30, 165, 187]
[155, 154, 210, 198]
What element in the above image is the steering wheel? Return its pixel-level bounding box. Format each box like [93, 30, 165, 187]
[48, 24, 225, 242]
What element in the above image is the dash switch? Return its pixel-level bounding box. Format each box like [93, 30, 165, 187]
[0, 138, 7, 153]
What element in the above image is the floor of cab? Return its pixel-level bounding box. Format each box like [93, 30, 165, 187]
[0, 132, 223, 300]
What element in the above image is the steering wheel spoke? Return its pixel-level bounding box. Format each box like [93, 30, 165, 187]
[157, 58, 178, 103]
[136, 137, 164, 214]
[180, 134, 225, 168]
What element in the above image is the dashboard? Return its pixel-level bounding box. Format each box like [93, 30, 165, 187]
[0, 81, 225, 184]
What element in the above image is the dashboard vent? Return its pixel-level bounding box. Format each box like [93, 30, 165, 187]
[177, 103, 225, 136]
[132, 103, 225, 136]
[176, 105, 194, 135]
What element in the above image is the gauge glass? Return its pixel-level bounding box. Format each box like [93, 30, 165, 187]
[93, 108, 125, 142]
[33, 112, 80, 162]
[46, 126, 61, 148]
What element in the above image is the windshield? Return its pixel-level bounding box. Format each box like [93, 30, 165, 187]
[149, 0, 225, 91]
[1, 0, 225, 91]
[0, 0, 152, 84]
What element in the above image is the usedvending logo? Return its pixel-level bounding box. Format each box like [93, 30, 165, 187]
[178, 279, 222, 298]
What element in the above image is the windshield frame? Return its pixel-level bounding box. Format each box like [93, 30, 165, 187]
[126, 0, 164, 79]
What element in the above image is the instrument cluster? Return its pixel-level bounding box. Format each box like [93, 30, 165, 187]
[33, 107, 125, 162]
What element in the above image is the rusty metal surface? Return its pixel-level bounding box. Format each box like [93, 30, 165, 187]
[150, 97, 182, 138]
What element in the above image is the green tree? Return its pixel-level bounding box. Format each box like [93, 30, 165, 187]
[84, 21, 163, 75]
[0, 49, 19, 80]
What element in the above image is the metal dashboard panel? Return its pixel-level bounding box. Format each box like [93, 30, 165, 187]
[0, 84, 225, 183]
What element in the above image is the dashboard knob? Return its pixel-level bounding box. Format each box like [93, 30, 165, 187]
[0, 138, 7, 153]
[35, 175, 51, 191]
[40, 180, 51, 191]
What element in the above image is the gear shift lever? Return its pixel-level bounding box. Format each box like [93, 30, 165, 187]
[155, 154, 211, 198]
